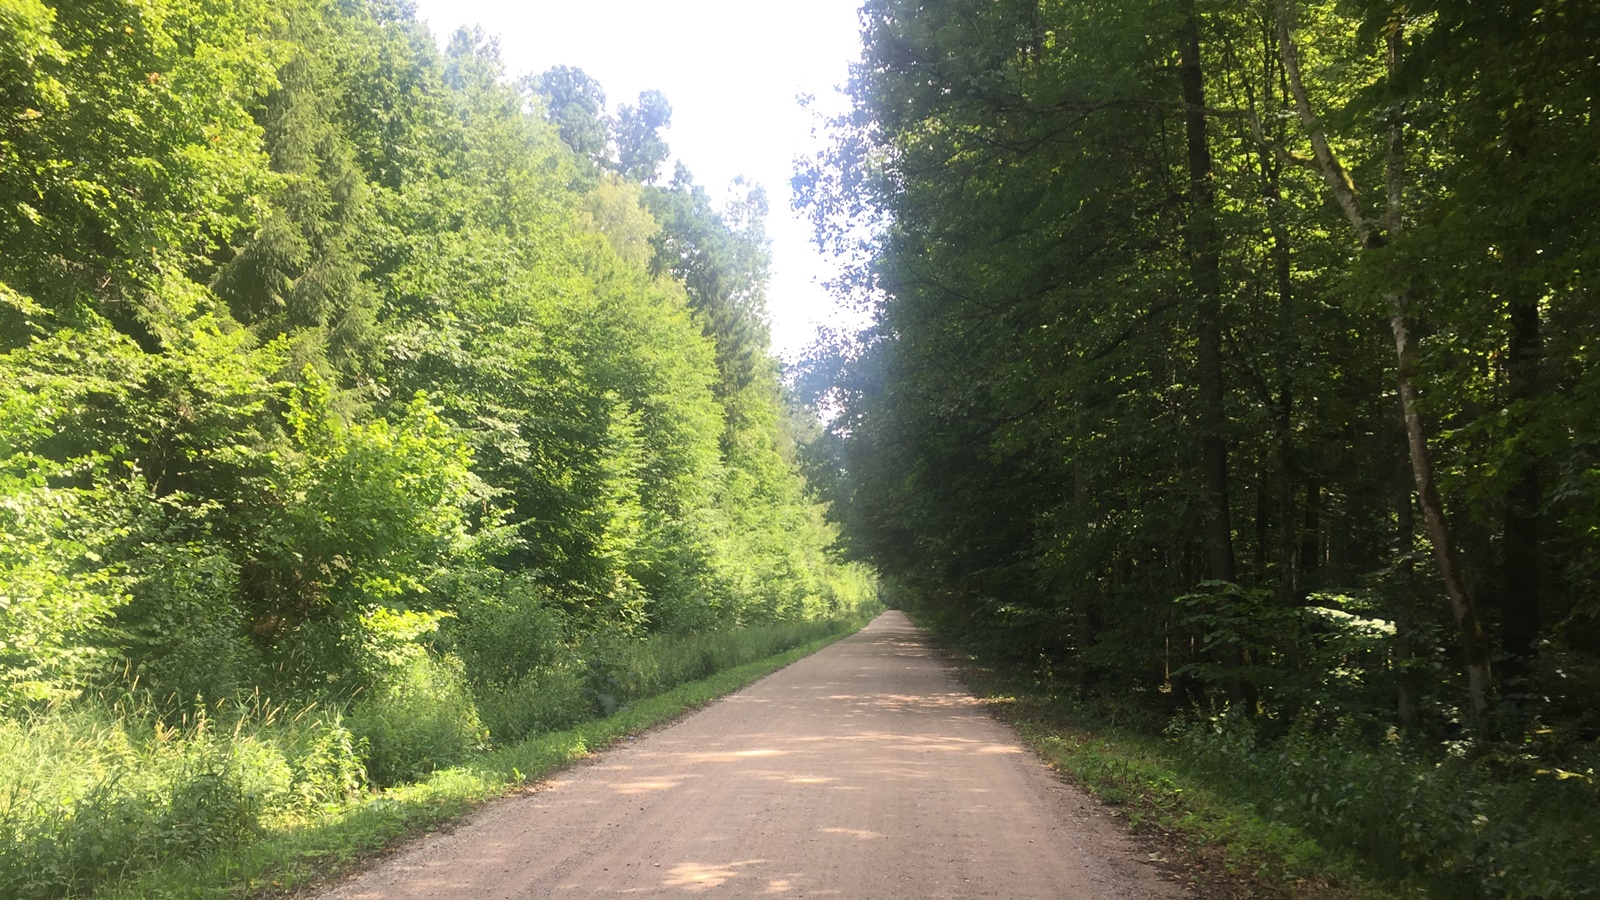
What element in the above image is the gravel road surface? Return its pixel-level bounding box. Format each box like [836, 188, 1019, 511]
[321, 611, 1187, 898]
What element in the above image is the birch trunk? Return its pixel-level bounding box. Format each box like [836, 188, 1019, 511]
[1274, 0, 1492, 718]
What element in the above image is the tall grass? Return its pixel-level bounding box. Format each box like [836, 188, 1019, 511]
[473, 618, 857, 743]
[0, 694, 364, 900]
[952, 649, 1599, 899]
[1173, 714, 1600, 898]
[0, 614, 871, 900]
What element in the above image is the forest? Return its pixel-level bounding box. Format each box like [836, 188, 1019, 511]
[0, 0, 875, 895]
[796, 0, 1598, 894]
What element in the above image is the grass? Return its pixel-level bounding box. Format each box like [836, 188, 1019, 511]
[933, 649, 1400, 900]
[5, 623, 863, 900]
[935, 634, 1598, 899]
[1010, 716, 1386, 899]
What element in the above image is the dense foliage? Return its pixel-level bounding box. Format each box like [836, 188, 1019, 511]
[0, 0, 873, 893]
[799, 0, 1596, 892]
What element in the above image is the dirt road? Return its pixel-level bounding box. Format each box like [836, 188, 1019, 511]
[322, 612, 1186, 898]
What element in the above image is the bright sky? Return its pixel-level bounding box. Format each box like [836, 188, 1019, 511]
[408, 0, 865, 361]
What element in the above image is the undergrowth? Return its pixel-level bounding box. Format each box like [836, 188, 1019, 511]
[956, 657, 1599, 900]
[1172, 713, 1600, 899]
[0, 615, 869, 900]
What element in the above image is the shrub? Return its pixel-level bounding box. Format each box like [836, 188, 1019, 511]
[443, 573, 571, 688]
[0, 460, 131, 714]
[1171, 712, 1600, 898]
[113, 541, 254, 705]
[0, 697, 362, 900]
[473, 663, 592, 744]
[346, 650, 486, 787]
[271, 712, 367, 811]
[579, 618, 853, 710]
[466, 615, 862, 746]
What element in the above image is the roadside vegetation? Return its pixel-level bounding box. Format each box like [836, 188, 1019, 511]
[941, 630, 1596, 899]
[799, 0, 1599, 896]
[0, 1, 875, 897]
[1, 619, 868, 900]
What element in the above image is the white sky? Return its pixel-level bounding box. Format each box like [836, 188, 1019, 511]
[408, 0, 865, 361]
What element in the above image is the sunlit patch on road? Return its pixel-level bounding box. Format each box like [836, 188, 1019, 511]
[684, 748, 787, 762]
[612, 778, 689, 794]
[662, 858, 766, 889]
[819, 826, 884, 840]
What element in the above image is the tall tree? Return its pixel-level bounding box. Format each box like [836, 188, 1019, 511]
[616, 89, 673, 183]
[1272, 0, 1491, 716]
[801, 0, 1599, 732]
[532, 64, 612, 170]
[1179, 0, 1235, 588]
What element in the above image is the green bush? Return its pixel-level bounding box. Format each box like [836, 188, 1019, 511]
[113, 541, 254, 706]
[0, 456, 131, 713]
[579, 618, 855, 710]
[473, 664, 592, 744]
[452, 591, 872, 746]
[346, 651, 487, 787]
[281, 714, 368, 810]
[443, 573, 571, 688]
[0, 698, 363, 900]
[465, 616, 874, 746]
[1172, 713, 1600, 898]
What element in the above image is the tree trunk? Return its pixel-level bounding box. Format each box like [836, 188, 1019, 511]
[1182, 2, 1253, 711]
[1396, 405, 1419, 728]
[1181, 0, 1235, 587]
[1301, 476, 1321, 588]
[1250, 51, 1299, 603]
[1255, 472, 1271, 574]
[1391, 313, 1492, 716]
[1500, 242, 1545, 687]
[1274, 0, 1492, 718]
[1380, 18, 1491, 719]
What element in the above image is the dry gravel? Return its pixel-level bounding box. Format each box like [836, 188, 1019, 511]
[320, 611, 1189, 898]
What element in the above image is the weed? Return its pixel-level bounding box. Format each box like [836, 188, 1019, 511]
[0, 697, 361, 900]
[94, 627, 859, 900]
[952, 643, 1599, 899]
[0, 617, 868, 900]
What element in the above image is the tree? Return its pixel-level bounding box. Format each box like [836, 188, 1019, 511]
[801, 0, 1599, 733]
[532, 64, 612, 170]
[616, 89, 673, 183]
[0, 0, 873, 714]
